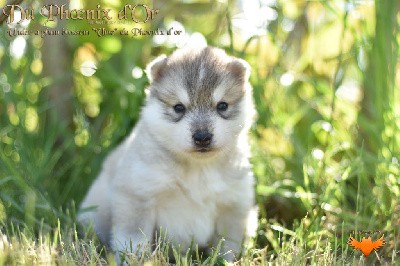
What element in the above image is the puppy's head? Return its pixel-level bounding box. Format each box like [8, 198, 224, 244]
[142, 47, 254, 159]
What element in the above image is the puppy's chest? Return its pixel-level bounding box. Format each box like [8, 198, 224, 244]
[155, 167, 227, 247]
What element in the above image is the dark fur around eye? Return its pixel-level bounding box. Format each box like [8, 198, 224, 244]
[217, 102, 228, 112]
[173, 104, 186, 113]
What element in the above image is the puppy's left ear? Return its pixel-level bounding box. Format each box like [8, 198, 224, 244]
[228, 58, 251, 82]
[146, 54, 168, 83]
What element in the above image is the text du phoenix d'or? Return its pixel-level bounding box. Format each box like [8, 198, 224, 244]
[2, 4, 159, 24]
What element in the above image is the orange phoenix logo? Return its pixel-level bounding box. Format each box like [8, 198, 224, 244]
[347, 235, 385, 257]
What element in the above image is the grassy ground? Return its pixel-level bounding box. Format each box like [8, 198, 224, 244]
[1, 0, 400, 265]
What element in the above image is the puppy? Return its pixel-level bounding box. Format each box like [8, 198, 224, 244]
[78, 46, 257, 261]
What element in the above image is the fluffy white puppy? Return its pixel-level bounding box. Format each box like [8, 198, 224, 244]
[78, 46, 257, 261]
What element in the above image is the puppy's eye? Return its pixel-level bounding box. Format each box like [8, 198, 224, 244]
[173, 103, 186, 113]
[217, 102, 228, 112]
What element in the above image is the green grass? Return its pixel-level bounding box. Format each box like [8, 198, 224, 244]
[0, 217, 397, 265]
[1, 0, 400, 265]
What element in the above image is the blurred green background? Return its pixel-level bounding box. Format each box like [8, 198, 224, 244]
[0, 0, 399, 264]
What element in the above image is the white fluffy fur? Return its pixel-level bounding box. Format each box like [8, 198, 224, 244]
[78, 47, 257, 262]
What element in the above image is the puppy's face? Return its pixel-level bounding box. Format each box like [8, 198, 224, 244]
[142, 47, 254, 159]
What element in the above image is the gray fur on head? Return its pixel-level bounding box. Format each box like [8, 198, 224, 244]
[146, 47, 251, 109]
[146, 47, 250, 84]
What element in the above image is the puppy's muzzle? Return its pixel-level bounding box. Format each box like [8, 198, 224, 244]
[192, 130, 213, 148]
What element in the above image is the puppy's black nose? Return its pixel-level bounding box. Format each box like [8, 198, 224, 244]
[192, 130, 213, 147]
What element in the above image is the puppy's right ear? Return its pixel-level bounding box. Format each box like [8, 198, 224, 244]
[228, 58, 251, 82]
[146, 55, 168, 83]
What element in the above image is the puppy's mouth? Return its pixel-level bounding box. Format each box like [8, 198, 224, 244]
[196, 148, 212, 153]
[191, 146, 219, 154]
